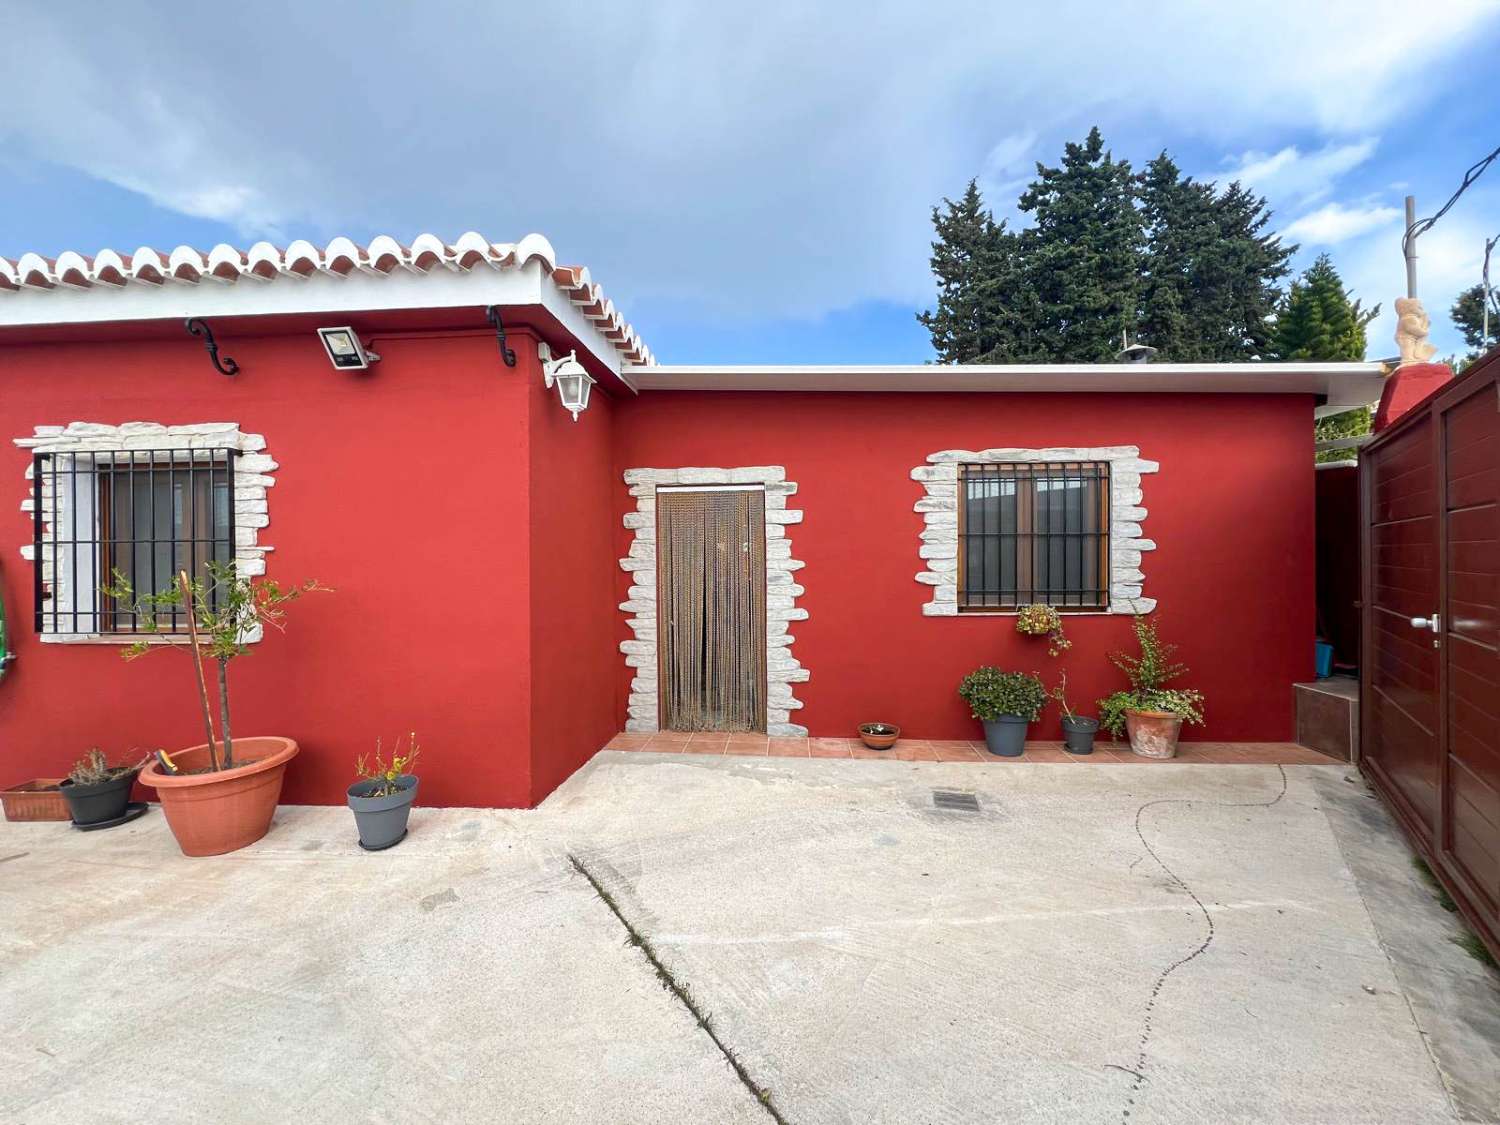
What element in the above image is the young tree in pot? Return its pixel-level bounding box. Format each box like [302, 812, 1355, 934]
[59, 748, 150, 828]
[103, 562, 328, 856]
[958, 667, 1046, 757]
[1097, 615, 1205, 758]
[1048, 672, 1099, 755]
[348, 734, 421, 851]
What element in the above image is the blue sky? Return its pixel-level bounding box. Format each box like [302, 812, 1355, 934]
[3, 1, 1498, 363]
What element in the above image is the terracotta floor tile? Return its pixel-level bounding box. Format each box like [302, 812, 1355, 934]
[846, 741, 894, 760]
[648, 732, 693, 747]
[677, 742, 726, 755]
[688, 732, 730, 745]
[604, 734, 652, 751]
[805, 739, 848, 758]
[892, 740, 939, 762]
[767, 738, 811, 758]
[931, 741, 984, 762]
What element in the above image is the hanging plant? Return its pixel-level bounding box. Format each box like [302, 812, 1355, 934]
[1016, 603, 1071, 657]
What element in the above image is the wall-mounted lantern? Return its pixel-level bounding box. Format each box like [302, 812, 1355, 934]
[317, 326, 381, 371]
[541, 348, 595, 422]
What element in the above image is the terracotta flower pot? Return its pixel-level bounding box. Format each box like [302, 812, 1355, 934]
[1124, 711, 1183, 759]
[859, 723, 900, 751]
[138, 737, 298, 857]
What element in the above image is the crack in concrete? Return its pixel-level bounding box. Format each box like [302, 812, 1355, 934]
[569, 853, 792, 1125]
[1119, 765, 1289, 1124]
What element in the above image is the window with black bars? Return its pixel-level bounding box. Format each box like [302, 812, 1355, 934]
[958, 461, 1110, 610]
[32, 449, 237, 635]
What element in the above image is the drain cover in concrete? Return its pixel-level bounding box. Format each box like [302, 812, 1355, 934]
[932, 789, 980, 812]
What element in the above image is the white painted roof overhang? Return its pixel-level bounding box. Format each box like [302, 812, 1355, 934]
[634, 363, 1389, 416]
[0, 232, 653, 380]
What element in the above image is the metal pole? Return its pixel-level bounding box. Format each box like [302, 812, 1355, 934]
[1484, 234, 1495, 346]
[1404, 195, 1418, 299]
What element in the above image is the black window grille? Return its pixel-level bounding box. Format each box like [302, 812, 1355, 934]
[32, 448, 237, 635]
[958, 461, 1110, 610]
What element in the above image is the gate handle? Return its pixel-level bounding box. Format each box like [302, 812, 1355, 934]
[1409, 614, 1441, 633]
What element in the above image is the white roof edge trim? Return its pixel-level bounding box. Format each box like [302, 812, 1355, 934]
[637, 362, 1387, 375]
[0, 230, 653, 369]
[632, 362, 1389, 415]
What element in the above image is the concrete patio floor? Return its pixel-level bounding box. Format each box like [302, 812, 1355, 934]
[3, 754, 1496, 1124]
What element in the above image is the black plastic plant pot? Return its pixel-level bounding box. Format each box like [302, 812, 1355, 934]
[1061, 715, 1100, 755]
[59, 772, 136, 826]
[347, 774, 418, 852]
[981, 716, 1029, 757]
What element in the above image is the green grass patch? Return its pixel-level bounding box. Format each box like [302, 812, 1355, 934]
[1411, 856, 1459, 912]
[1451, 931, 1498, 970]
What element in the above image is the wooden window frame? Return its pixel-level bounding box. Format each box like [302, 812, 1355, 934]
[956, 461, 1111, 613]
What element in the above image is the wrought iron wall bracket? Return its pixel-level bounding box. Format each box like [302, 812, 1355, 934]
[184, 318, 240, 377]
[485, 305, 518, 367]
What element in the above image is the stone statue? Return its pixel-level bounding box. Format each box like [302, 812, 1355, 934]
[1394, 296, 1438, 365]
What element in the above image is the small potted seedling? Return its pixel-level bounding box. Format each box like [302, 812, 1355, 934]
[858, 722, 900, 750]
[1048, 672, 1099, 755]
[59, 749, 150, 829]
[347, 733, 421, 851]
[958, 667, 1046, 757]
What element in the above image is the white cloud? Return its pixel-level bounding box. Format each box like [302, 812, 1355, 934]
[1221, 139, 1380, 205]
[1283, 201, 1402, 245]
[2, 0, 1497, 330]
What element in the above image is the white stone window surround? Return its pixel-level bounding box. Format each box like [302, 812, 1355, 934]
[912, 446, 1159, 616]
[14, 422, 277, 644]
[619, 466, 808, 736]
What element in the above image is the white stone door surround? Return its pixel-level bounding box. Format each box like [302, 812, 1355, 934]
[619, 466, 808, 735]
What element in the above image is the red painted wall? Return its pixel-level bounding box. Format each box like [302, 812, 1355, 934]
[0, 329, 1320, 814]
[526, 350, 619, 803]
[0, 326, 535, 807]
[613, 392, 1316, 741]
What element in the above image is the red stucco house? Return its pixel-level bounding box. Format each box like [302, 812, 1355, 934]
[0, 232, 1387, 807]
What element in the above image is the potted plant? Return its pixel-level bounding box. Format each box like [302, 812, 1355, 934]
[1048, 672, 1099, 755]
[59, 749, 150, 828]
[958, 667, 1046, 757]
[858, 722, 900, 750]
[104, 563, 327, 856]
[348, 734, 421, 851]
[1097, 615, 1205, 759]
[1017, 603, 1071, 657]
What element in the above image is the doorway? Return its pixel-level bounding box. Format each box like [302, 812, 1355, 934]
[657, 486, 767, 732]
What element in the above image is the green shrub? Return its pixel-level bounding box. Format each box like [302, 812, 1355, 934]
[958, 667, 1046, 722]
[1098, 688, 1205, 737]
[1096, 616, 1205, 736]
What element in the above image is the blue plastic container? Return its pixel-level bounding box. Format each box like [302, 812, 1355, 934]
[1315, 642, 1334, 679]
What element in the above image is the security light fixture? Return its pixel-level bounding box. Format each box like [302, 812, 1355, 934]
[317, 326, 380, 371]
[542, 348, 595, 422]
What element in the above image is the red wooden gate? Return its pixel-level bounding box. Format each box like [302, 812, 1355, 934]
[1362, 349, 1499, 960]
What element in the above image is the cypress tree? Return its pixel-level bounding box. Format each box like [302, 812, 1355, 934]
[920, 130, 1296, 363]
[916, 180, 1039, 362]
[1137, 154, 1292, 360]
[1272, 254, 1376, 361]
[1017, 128, 1143, 362]
[1272, 255, 1380, 461]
